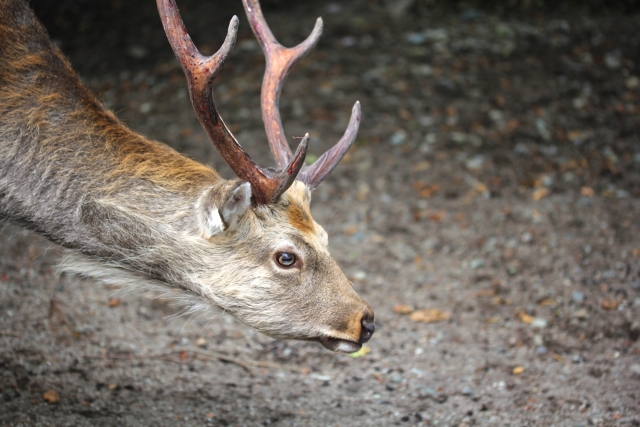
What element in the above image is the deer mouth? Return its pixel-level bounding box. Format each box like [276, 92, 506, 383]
[319, 337, 362, 353]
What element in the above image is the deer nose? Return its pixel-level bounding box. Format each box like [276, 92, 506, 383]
[360, 311, 375, 343]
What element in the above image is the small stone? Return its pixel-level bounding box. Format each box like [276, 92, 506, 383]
[629, 364, 640, 375]
[604, 50, 622, 69]
[127, 45, 148, 59]
[390, 374, 404, 383]
[352, 271, 367, 281]
[461, 387, 474, 396]
[390, 130, 407, 146]
[572, 291, 585, 303]
[625, 76, 640, 89]
[418, 386, 437, 396]
[531, 318, 548, 329]
[533, 334, 543, 346]
[470, 259, 486, 269]
[465, 155, 485, 171]
[406, 32, 427, 45]
[139, 102, 152, 114]
[536, 346, 548, 355]
[573, 308, 588, 319]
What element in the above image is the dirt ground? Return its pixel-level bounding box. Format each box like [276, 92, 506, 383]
[1, 0, 639, 426]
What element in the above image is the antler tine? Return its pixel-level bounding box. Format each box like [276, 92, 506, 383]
[242, 0, 322, 169]
[157, 0, 307, 204]
[298, 101, 361, 190]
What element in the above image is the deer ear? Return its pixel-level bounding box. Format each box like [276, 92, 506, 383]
[219, 182, 252, 231]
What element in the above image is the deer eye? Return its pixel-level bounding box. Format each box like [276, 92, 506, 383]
[275, 252, 297, 268]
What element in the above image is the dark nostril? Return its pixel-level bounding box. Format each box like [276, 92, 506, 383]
[360, 314, 375, 343]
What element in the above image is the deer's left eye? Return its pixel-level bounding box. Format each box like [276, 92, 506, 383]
[276, 252, 296, 268]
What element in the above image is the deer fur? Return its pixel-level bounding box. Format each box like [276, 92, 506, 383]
[0, 0, 374, 353]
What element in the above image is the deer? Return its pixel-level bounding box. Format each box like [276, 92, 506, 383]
[0, 0, 374, 353]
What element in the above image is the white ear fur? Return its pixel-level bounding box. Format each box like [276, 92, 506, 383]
[219, 182, 252, 231]
[202, 205, 225, 239]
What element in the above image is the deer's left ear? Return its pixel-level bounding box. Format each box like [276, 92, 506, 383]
[219, 182, 252, 231]
[200, 182, 252, 238]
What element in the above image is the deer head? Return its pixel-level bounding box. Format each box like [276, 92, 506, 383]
[154, 0, 374, 352]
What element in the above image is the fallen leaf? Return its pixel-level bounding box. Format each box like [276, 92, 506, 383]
[43, 389, 60, 404]
[107, 298, 121, 308]
[412, 161, 431, 172]
[393, 304, 413, 315]
[538, 298, 555, 307]
[476, 289, 496, 298]
[428, 211, 446, 222]
[580, 186, 595, 197]
[410, 309, 450, 323]
[343, 225, 358, 235]
[601, 299, 620, 310]
[512, 366, 525, 375]
[517, 311, 534, 324]
[532, 188, 548, 201]
[349, 345, 371, 358]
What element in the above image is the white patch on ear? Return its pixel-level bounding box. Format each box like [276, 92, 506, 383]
[203, 206, 225, 239]
[220, 182, 252, 230]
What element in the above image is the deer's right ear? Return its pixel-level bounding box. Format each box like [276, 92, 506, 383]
[199, 182, 252, 238]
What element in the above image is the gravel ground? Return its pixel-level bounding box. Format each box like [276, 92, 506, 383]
[1, 1, 639, 426]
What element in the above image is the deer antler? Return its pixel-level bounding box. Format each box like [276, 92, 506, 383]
[157, 0, 308, 204]
[242, 0, 361, 190]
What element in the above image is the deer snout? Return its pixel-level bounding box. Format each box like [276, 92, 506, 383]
[360, 310, 375, 343]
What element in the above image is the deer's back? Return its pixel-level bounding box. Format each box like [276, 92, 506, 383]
[0, 0, 218, 247]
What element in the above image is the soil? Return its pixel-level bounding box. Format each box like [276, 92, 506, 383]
[1, 1, 639, 426]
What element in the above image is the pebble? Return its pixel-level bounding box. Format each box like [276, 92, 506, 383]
[572, 291, 585, 303]
[465, 155, 485, 171]
[573, 308, 588, 319]
[604, 50, 622, 69]
[470, 259, 486, 269]
[390, 130, 407, 146]
[514, 142, 530, 156]
[461, 387, 474, 396]
[390, 374, 405, 383]
[629, 364, 640, 375]
[536, 346, 548, 355]
[531, 318, 548, 329]
[418, 386, 438, 396]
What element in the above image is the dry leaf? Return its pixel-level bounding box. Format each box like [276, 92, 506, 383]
[538, 298, 555, 307]
[107, 298, 121, 308]
[580, 187, 595, 197]
[601, 299, 620, 310]
[532, 188, 548, 201]
[393, 304, 413, 315]
[43, 389, 60, 404]
[512, 366, 525, 375]
[412, 161, 431, 172]
[428, 211, 446, 222]
[476, 289, 496, 298]
[343, 225, 358, 235]
[517, 311, 534, 324]
[410, 309, 450, 323]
